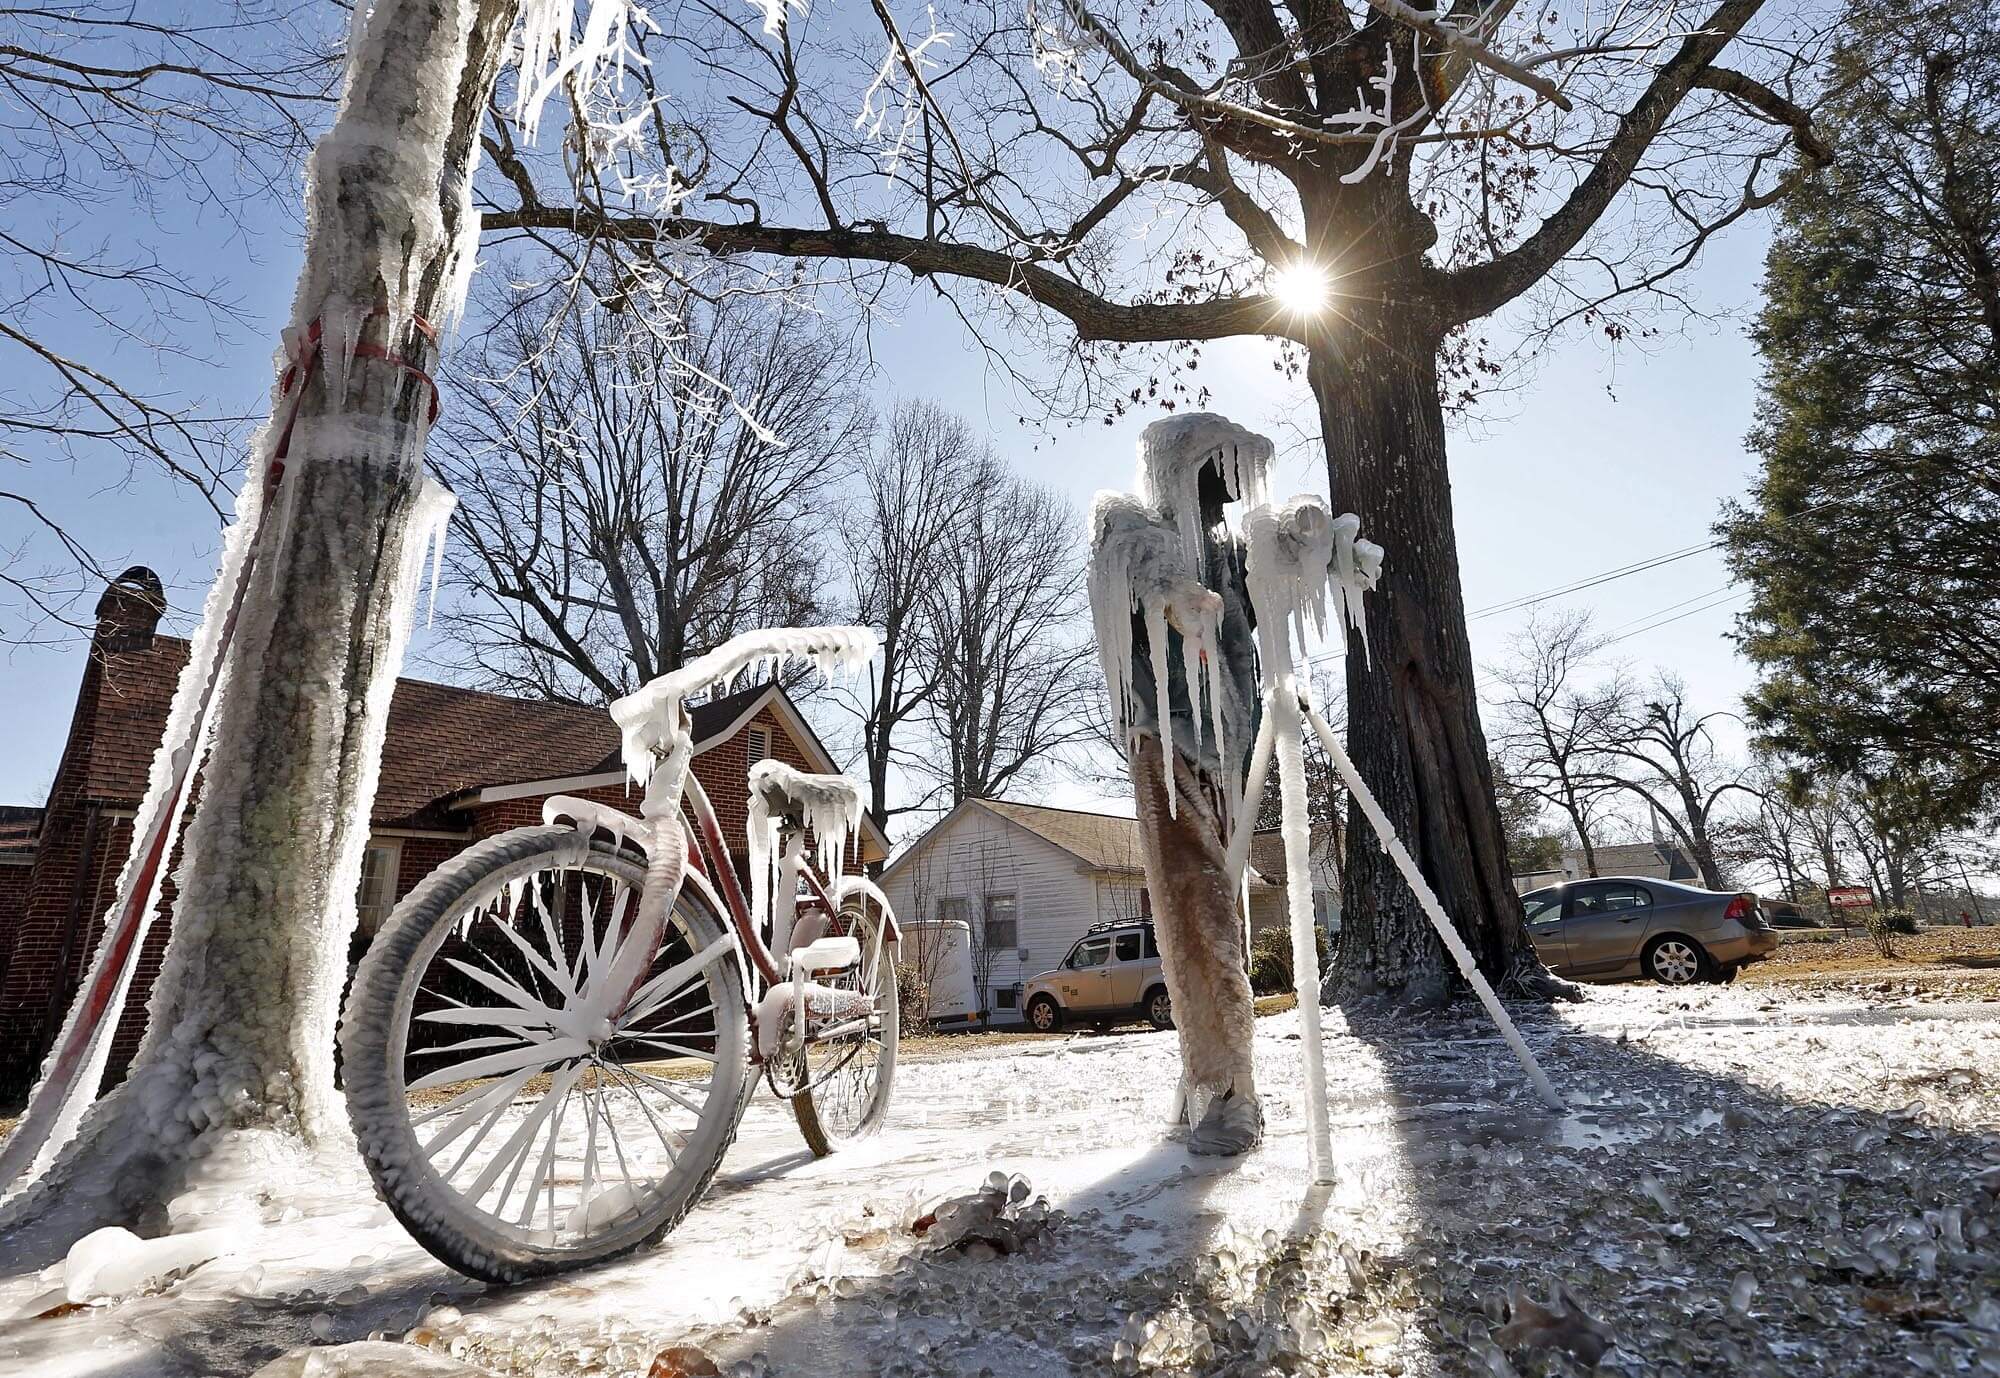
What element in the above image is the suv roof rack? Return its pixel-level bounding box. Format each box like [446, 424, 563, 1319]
[1083, 917, 1153, 936]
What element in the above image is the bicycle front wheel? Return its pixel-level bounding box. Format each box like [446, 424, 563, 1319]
[341, 827, 748, 1283]
[791, 900, 898, 1156]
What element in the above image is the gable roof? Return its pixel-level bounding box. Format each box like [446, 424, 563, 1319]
[976, 800, 1146, 872]
[884, 797, 1276, 890]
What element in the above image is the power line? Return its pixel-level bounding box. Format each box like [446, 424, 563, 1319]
[1466, 541, 1718, 621]
[1601, 589, 1749, 648]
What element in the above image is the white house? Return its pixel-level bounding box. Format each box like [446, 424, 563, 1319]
[881, 800, 1323, 1024]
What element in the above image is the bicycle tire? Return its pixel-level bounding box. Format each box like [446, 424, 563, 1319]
[791, 901, 898, 1156]
[341, 826, 748, 1283]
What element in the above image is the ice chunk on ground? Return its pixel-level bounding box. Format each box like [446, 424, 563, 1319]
[251, 1339, 494, 1376]
[63, 1225, 230, 1302]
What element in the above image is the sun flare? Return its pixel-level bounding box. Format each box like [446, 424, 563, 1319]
[1269, 259, 1332, 316]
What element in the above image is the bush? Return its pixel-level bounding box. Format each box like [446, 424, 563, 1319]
[896, 962, 931, 1036]
[1861, 906, 1916, 958]
[1248, 925, 1330, 995]
[1877, 907, 1920, 935]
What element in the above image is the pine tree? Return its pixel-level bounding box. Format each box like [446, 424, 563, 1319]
[1722, 0, 1999, 819]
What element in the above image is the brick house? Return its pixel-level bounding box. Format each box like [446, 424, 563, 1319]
[0, 567, 886, 1100]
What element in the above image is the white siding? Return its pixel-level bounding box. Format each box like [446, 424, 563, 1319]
[881, 805, 1110, 1025]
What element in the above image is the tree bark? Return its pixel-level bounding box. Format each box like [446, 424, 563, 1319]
[0, 0, 522, 1260]
[1309, 326, 1546, 1003]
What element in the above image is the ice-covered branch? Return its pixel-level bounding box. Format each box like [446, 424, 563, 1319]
[1358, 0, 1573, 111]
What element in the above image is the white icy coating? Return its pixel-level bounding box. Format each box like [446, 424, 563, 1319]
[1298, 701, 1562, 1111]
[61, 1226, 231, 1303]
[511, 0, 652, 144]
[6, 981, 1988, 1376]
[1242, 497, 1383, 665]
[540, 795, 644, 853]
[747, 760, 864, 893]
[1086, 494, 1228, 819]
[834, 876, 896, 926]
[1134, 413, 1271, 573]
[611, 626, 878, 788]
[1239, 493, 1388, 1182]
[752, 981, 873, 1057]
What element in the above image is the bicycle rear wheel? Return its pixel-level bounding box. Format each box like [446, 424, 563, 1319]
[341, 827, 747, 1283]
[790, 901, 898, 1156]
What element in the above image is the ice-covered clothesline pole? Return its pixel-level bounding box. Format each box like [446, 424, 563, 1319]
[1237, 495, 1561, 1130]
[1240, 494, 1383, 1184]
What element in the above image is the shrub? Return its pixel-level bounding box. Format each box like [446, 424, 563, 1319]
[1248, 925, 1330, 995]
[1861, 906, 1916, 958]
[896, 962, 932, 1036]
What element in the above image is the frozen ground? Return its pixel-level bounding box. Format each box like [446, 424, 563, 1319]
[3, 981, 1998, 1377]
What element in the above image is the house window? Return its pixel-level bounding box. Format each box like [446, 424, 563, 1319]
[356, 840, 402, 936]
[746, 724, 774, 764]
[938, 896, 969, 926]
[996, 987, 1018, 1009]
[983, 894, 1018, 951]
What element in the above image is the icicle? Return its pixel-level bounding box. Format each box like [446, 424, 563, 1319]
[1146, 600, 1176, 818]
[1179, 624, 1206, 753]
[611, 626, 878, 787]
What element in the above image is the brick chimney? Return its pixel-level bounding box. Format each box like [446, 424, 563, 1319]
[94, 566, 166, 652]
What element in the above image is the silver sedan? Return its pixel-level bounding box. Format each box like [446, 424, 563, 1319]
[1519, 877, 1779, 985]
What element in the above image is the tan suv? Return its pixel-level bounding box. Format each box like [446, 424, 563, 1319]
[1022, 920, 1174, 1032]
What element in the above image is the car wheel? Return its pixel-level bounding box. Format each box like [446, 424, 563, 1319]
[1644, 936, 1709, 986]
[1027, 995, 1063, 1032]
[1145, 985, 1174, 1030]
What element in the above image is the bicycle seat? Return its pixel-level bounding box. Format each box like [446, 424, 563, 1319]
[610, 626, 878, 784]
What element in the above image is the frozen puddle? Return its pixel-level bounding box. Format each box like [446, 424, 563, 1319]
[2, 983, 1997, 1377]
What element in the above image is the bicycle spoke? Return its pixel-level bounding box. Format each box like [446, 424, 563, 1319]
[409, 1038, 583, 1093]
[468, 1061, 585, 1212]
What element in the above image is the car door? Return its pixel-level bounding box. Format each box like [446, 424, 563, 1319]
[1562, 881, 1654, 975]
[1520, 890, 1569, 972]
[1105, 929, 1146, 1006]
[1057, 934, 1113, 1010]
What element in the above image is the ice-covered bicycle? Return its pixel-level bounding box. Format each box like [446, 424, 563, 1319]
[340, 627, 898, 1282]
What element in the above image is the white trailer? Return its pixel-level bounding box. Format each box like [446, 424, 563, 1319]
[900, 920, 980, 1028]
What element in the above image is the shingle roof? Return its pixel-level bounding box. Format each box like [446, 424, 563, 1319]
[374, 677, 621, 827]
[0, 806, 41, 863]
[54, 634, 783, 830]
[977, 800, 1146, 871]
[976, 799, 1276, 889]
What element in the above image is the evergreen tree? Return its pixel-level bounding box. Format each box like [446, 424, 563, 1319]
[1722, 0, 1999, 819]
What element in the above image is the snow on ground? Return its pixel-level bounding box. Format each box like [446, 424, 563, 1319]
[3, 982, 1999, 1377]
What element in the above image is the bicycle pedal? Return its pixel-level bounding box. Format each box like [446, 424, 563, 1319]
[789, 934, 860, 973]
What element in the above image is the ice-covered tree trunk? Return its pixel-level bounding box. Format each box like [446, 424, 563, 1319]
[1309, 329, 1546, 1004]
[0, 0, 525, 1259]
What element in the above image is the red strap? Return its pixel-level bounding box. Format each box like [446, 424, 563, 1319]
[271, 311, 443, 467]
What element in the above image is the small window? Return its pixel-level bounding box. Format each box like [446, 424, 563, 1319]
[1142, 927, 1158, 959]
[1115, 932, 1141, 962]
[356, 841, 402, 935]
[1069, 935, 1111, 968]
[1138, 889, 1153, 917]
[984, 894, 1018, 951]
[746, 724, 774, 763]
[995, 988, 1018, 1009]
[1521, 892, 1563, 927]
[938, 896, 969, 925]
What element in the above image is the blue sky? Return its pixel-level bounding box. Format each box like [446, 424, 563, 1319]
[0, 127, 1774, 815]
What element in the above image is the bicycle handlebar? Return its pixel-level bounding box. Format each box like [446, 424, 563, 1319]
[610, 626, 879, 784]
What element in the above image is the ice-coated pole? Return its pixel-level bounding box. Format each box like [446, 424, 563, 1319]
[1299, 700, 1563, 1112]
